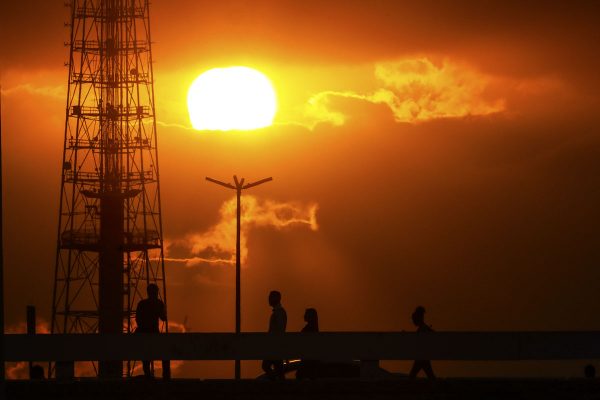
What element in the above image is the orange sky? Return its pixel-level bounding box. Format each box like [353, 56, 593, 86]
[1, 0, 600, 378]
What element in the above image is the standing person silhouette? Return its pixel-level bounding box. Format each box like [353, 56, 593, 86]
[261, 290, 287, 380]
[301, 308, 319, 333]
[136, 283, 168, 379]
[296, 308, 319, 380]
[409, 306, 436, 380]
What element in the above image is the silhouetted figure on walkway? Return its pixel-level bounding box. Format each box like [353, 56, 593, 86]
[262, 290, 287, 380]
[585, 364, 596, 378]
[409, 306, 436, 380]
[136, 283, 169, 379]
[297, 308, 320, 380]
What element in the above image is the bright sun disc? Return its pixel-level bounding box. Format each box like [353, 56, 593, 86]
[187, 66, 277, 131]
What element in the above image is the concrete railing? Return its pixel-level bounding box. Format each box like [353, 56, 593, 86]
[5, 331, 600, 362]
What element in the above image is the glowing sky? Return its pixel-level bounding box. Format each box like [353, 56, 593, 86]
[1, 0, 600, 379]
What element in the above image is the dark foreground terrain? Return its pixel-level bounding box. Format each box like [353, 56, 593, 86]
[6, 378, 600, 400]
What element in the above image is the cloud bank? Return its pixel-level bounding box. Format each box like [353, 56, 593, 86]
[304, 58, 505, 128]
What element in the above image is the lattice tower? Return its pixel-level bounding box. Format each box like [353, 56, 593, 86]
[51, 0, 167, 378]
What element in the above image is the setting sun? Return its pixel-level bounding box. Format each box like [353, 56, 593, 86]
[187, 66, 277, 131]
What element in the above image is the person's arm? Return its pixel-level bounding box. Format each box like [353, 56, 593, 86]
[268, 313, 275, 333]
[274, 309, 286, 332]
[159, 300, 167, 322]
[281, 310, 287, 332]
[135, 302, 141, 326]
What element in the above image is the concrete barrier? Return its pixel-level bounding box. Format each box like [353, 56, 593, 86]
[5, 331, 600, 362]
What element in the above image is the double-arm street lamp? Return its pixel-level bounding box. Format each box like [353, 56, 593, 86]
[206, 175, 272, 379]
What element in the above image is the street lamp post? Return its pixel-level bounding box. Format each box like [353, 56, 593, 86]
[206, 175, 272, 380]
[0, 86, 5, 391]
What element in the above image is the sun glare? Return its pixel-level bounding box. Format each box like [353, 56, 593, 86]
[187, 66, 277, 131]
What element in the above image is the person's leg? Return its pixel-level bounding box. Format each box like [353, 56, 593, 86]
[296, 362, 305, 380]
[409, 361, 422, 379]
[262, 360, 273, 378]
[143, 360, 152, 377]
[423, 361, 436, 380]
[162, 360, 171, 379]
[274, 360, 285, 380]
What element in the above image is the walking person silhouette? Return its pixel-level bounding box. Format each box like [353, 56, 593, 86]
[409, 306, 436, 380]
[261, 290, 287, 380]
[136, 283, 169, 379]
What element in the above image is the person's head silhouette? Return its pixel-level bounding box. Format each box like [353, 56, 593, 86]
[304, 308, 319, 330]
[268, 290, 281, 307]
[147, 283, 159, 299]
[412, 306, 426, 327]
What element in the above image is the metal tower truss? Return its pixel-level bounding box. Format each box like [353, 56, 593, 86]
[51, 0, 167, 377]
